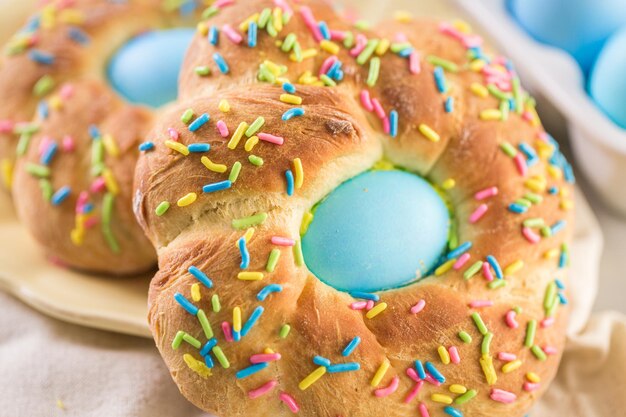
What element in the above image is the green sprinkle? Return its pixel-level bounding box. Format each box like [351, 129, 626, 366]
[481, 332, 493, 355]
[282, 33, 297, 52]
[103, 232, 119, 256]
[282, 11, 291, 25]
[531, 345, 547, 361]
[279, 324, 291, 338]
[266, 19, 277, 37]
[499, 100, 509, 121]
[455, 389, 478, 405]
[500, 142, 517, 157]
[471, 312, 488, 336]
[448, 222, 458, 250]
[546, 297, 559, 317]
[523, 218, 544, 228]
[212, 346, 230, 368]
[195, 66, 211, 76]
[292, 42, 302, 62]
[201, 5, 219, 19]
[343, 32, 354, 48]
[525, 319, 537, 348]
[390, 42, 412, 53]
[91, 139, 104, 166]
[366, 57, 380, 87]
[245, 117, 265, 137]
[232, 212, 268, 229]
[258, 8, 271, 28]
[544, 282, 558, 312]
[356, 39, 379, 65]
[155, 201, 170, 216]
[197, 309, 214, 339]
[515, 198, 532, 208]
[33, 74, 55, 97]
[463, 261, 483, 280]
[426, 55, 459, 72]
[16, 133, 32, 157]
[266, 248, 281, 272]
[90, 162, 105, 177]
[25, 163, 50, 178]
[211, 294, 221, 313]
[229, 161, 242, 183]
[182, 333, 201, 349]
[524, 193, 541, 206]
[293, 239, 304, 266]
[248, 155, 264, 166]
[13, 123, 39, 135]
[172, 330, 185, 349]
[540, 226, 552, 237]
[320, 74, 336, 87]
[258, 65, 276, 83]
[39, 179, 53, 201]
[102, 192, 120, 253]
[354, 20, 370, 30]
[487, 84, 512, 101]
[512, 77, 523, 114]
[488, 279, 507, 289]
[458, 331, 472, 344]
[181, 108, 194, 124]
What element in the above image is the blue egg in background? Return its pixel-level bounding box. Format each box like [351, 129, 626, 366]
[301, 170, 450, 294]
[508, 0, 626, 75]
[590, 26, 626, 129]
[107, 28, 196, 108]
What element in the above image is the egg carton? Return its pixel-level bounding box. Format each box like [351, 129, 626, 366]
[453, 0, 626, 215]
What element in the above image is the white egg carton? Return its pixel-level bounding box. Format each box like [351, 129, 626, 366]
[453, 0, 626, 215]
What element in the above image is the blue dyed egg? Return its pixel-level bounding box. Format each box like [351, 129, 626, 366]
[107, 28, 195, 108]
[590, 26, 626, 129]
[508, 0, 626, 74]
[302, 170, 450, 293]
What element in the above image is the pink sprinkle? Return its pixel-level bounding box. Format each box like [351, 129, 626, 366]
[382, 116, 390, 134]
[543, 345, 558, 355]
[410, 299, 426, 314]
[409, 51, 421, 74]
[439, 22, 463, 41]
[403, 380, 423, 403]
[38, 136, 53, 157]
[349, 34, 367, 57]
[523, 382, 540, 392]
[393, 32, 408, 43]
[271, 236, 295, 246]
[522, 227, 541, 244]
[541, 317, 555, 328]
[300, 6, 322, 42]
[279, 391, 300, 413]
[319, 56, 337, 76]
[505, 310, 519, 329]
[537, 131, 550, 143]
[83, 216, 98, 229]
[59, 83, 74, 99]
[221, 24, 242, 44]
[406, 367, 420, 382]
[248, 380, 278, 399]
[522, 110, 534, 123]
[418, 402, 431, 417]
[258, 133, 285, 145]
[469, 300, 493, 308]
[424, 373, 442, 386]
[365, 300, 375, 310]
[371, 98, 386, 119]
[62, 135, 75, 152]
[494, 78, 512, 92]
[449, 346, 461, 364]
[214, 0, 234, 8]
[167, 128, 179, 141]
[482, 262, 494, 282]
[273, 0, 293, 15]
[469, 204, 488, 223]
[216, 120, 229, 137]
[90, 177, 106, 193]
[498, 352, 517, 362]
[221, 321, 234, 342]
[374, 375, 399, 398]
[490, 388, 517, 404]
[250, 353, 281, 364]
[350, 301, 368, 310]
[514, 154, 528, 177]
[76, 191, 89, 208]
[475, 186, 498, 200]
[360, 90, 374, 111]
[453, 253, 471, 270]
[462, 34, 484, 49]
[0, 120, 14, 133]
[329, 30, 347, 41]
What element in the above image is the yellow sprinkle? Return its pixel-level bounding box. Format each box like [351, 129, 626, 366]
[393, 10, 413, 23]
[273, 7, 283, 32]
[102, 169, 119, 195]
[264, 347, 275, 354]
[49, 95, 63, 110]
[535, 140, 553, 159]
[244, 136, 259, 152]
[547, 165, 563, 180]
[525, 176, 547, 193]
[1, 159, 13, 188]
[544, 248, 560, 259]
[432, 394, 453, 405]
[560, 199, 574, 211]
[228, 122, 248, 150]
[320, 40, 340, 55]
[263, 60, 284, 75]
[291, 48, 317, 61]
[470, 82, 489, 98]
[244, 227, 255, 243]
[102, 134, 120, 157]
[449, 384, 467, 394]
[183, 353, 212, 379]
[280, 94, 302, 105]
[442, 178, 456, 190]
[197, 22, 209, 36]
[438, 345, 451, 365]
[560, 187, 570, 197]
[237, 272, 264, 281]
[165, 140, 189, 156]
[239, 13, 259, 32]
[375, 38, 390, 55]
[479, 354, 497, 385]
[453, 19, 472, 34]
[233, 306, 242, 332]
[370, 359, 390, 387]
[56, 399, 65, 410]
[191, 283, 201, 302]
[70, 228, 84, 246]
[298, 366, 326, 390]
[418, 123, 440, 142]
[526, 372, 541, 383]
[293, 158, 304, 188]
[201, 156, 227, 173]
[435, 259, 455, 276]
[366, 302, 387, 319]
[503, 260, 524, 276]
[177, 193, 197, 207]
[469, 59, 486, 72]
[300, 211, 314, 235]
[218, 99, 230, 113]
[480, 109, 502, 121]
[502, 359, 522, 373]
[59, 9, 83, 24]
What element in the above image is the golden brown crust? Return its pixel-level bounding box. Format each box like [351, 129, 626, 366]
[136, 1, 576, 416]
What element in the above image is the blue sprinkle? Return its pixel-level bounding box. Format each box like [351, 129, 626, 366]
[526, 155, 539, 167]
[433, 66, 447, 93]
[508, 203, 528, 214]
[558, 293, 568, 305]
[248, 21, 257, 48]
[318, 21, 330, 40]
[236, 362, 269, 379]
[233, 330, 241, 342]
[282, 108, 305, 120]
[446, 241, 472, 260]
[327, 362, 360, 373]
[282, 82, 296, 94]
[213, 52, 229, 74]
[241, 306, 264, 337]
[389, 110, 398, 138]
[398, 47, 414, 58]
[349, 291, 380, 302]
[444, 97, 454, 113]
[203, 180, 231, 194]
[29, 49, 54, 65]
[188, 266, 213, 288]
[444, 406, 464, 417]
[548, 186, 559, 195]
[342, 336, 361, 357]
[414, 360, 426, 379]
[204, 354, 214, 368]
[563, 163, 575, 184]
[37, 101, 49, 119]
[189, 113, 210, 132]
[179, 0, 196, 15]
[40, 142, 57, 165]
[486, 255, 503, 279]
[555, 279, 565, 290]
[209, 26, 219, 45]
[188, 143, 211, 153]
[425, 361, 445, 383]
[313, 356, 331, 367]
[89, 125, 101, 140]
[139, 141, 154, 152]
[82, 203, 94, 214]
[238, 237, 250, 269]
[518, 142, 537, 160]
[257, 284, 283, 301]
[326, 61, 343, 80]
[68, 27, 89, 44]
[200, 338, 218, 356]
[551, 220, 566, 235]
[559, 250, 568, 269]
[335, 69, 344, 81]
[51, 186, 71, 206]
[285, 169, 294, 196]
[174, 292, 199, 315]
